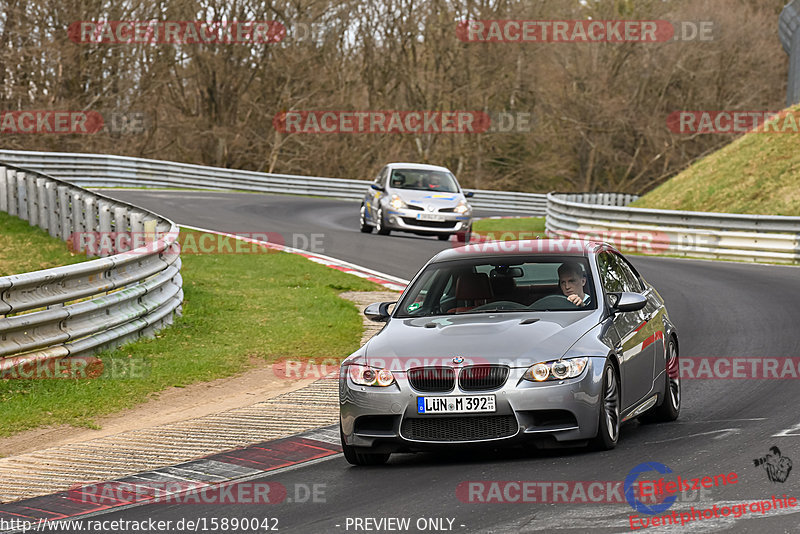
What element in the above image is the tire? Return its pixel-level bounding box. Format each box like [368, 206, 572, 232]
[359, 204, 373, 233]
[590, 362, 620, 451]
[641, 337, 680, 423]
[456, 227, 471, 243]
[340, 424, 390, 466]
[376, 207, 390, 235]
[437, 234, 451, 241]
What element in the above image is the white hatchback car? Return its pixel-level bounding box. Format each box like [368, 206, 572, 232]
[360, 163, 474, 242]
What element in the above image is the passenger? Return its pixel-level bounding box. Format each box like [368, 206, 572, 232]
[558, 262, 590, 307]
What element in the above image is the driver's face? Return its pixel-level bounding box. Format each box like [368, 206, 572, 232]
[559, 273, 586, 297]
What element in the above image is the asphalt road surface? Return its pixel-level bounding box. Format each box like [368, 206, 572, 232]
[53, 191, 800, 533]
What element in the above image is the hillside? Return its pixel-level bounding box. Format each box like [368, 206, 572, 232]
[632, 105, 800, 216]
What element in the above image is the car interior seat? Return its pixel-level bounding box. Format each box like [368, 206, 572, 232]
[447, 272, 493, 313]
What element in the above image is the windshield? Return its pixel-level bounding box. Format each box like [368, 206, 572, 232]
[395, 257, 597, 318]
[389, 169, 460, 193]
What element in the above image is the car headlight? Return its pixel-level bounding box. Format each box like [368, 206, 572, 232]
[523, 357, 588, 382]
[390, 195, 407, 210]
[454, 201, 470, 214]
[347, 364, 395, 387]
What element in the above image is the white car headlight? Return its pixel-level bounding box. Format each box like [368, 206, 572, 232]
[390, 195, 407, 210]
[347, 364, 396, 387]
[454, 201, 470, 214]
[523, 357, 588, 382]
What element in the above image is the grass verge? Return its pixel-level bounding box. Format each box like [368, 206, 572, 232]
[0, 211, 86, 276]
[0, 224, 381, 437]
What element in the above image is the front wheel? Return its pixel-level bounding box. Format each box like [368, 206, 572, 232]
[376, 207, 390, 235]
[340, 424, 390, 466]
[437, 234, 451, 241]
[456, 229, 471, 243]
[359, 205, 373, 233]
[590, 362, 620, 450]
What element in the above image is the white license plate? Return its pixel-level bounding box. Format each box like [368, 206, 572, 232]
[417, 395, 496, 414]
[416, 213, 446, 222]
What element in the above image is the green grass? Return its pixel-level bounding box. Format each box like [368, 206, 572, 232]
[0, 225, 381, 438]
[632, 105, 800, 216]
[0, 211, 86, 276]
[473, 217, 546, 240]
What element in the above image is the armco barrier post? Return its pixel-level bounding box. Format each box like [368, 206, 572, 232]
[57, 185, 71, 241]
[0, 166, 7, 212]
[98, 201, 112, 257]
[27, 173, 37, 227]
[114, 206, 129, 251]
[36, 177, 48, 231]
[7, 169, 17, 216]
[46, 182, 58, 238]
[130, 211, 145, 236]
[16, 172, 28, 221]
[82, 196, 97, 254]
[72, 191, 84, 246]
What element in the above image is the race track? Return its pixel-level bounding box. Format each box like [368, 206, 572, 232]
[58, 191, 800, 532]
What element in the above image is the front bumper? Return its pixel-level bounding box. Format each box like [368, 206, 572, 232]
[339, 359, 605, 452]
[384, 207, 471, 234]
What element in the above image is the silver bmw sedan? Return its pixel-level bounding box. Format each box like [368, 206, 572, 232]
[339, 240, 680, 465]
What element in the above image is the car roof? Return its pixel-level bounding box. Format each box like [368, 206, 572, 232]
[385, 162, 453, 173]
[429, 239, 613, 263]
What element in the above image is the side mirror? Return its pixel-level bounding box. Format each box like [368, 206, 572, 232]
[609, 292, 647, 313]
[464, 191, 475, 198]
[364, 301, 395, 322]
[370, 183, 384, 191]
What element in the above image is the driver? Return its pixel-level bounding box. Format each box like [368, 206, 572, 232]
[558, 262, 590, 307]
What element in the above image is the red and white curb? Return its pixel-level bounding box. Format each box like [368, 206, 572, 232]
[180, 225, 409, 292]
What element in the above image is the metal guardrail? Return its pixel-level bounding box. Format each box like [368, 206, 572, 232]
[0, 163, 183, 370]
[0, 149, 547, 215]
[546, 193, 800, 263]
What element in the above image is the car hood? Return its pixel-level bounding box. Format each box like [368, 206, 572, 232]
[363, 312, 600, 370]
[392, 189, 464, 208]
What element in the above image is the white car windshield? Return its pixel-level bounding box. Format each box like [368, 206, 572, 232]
[390, 169, 460, 193]
[395, 257, 597, 317]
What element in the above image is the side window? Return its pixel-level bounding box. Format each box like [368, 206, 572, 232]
[374, 167, 388, 187]
[614, 254, 644, 292]
[598, 252, 624, 294]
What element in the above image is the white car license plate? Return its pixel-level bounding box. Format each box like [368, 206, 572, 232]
[416, 213, 446, 222]
[417, 395, 496, 414]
